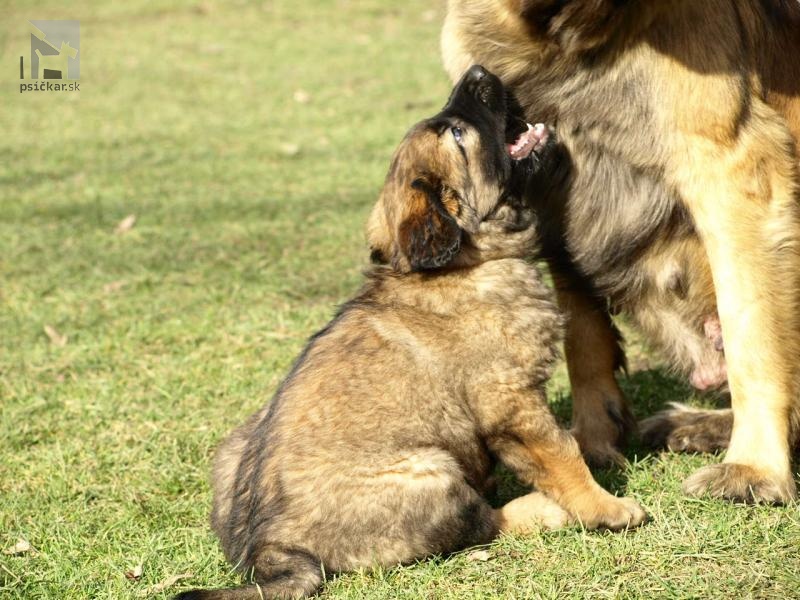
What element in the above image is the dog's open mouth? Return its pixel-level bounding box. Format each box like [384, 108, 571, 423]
[507, 122, 549, 160]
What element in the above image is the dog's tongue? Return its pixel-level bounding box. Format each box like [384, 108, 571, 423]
[508, 123, 549, 160]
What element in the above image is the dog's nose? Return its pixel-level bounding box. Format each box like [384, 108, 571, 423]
[465, 65, 487, 83]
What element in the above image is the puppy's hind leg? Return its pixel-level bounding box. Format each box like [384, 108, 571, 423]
[358, 456, 568, 553]
[495, 492, 572, 534]
[344, 451, 501, 563]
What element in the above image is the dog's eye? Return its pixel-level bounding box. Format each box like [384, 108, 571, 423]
[451, 127, 463, 145]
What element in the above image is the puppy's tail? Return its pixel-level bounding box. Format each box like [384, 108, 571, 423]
[175, 545, 323, 600]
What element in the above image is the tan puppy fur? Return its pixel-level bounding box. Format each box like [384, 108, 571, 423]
[177, 68, 645, 600]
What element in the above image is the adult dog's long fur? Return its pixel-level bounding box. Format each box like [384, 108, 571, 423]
[442, 0, 800, 502]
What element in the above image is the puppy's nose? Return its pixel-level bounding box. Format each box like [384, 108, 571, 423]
[465, 65, 487, 83]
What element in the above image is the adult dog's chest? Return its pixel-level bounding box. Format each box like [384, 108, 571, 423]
[520, 54, 697, 298]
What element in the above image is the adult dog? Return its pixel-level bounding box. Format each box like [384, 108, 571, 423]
[442, 0, 800, 503]
[175, 67, 645, 600]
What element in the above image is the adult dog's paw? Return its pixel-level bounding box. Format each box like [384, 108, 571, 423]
[640, 403, 731, 453]
[571, 435, 627, 469]
[572, 392, 635, 468]
[682, 463, 797, 504]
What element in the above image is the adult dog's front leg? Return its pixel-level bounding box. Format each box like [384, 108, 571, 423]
[553, 272, 634, 467]
[673, 100, 800, 503]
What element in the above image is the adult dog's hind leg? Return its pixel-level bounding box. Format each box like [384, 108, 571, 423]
[672, 99, 800, 503]
[553, 273, 634, 467]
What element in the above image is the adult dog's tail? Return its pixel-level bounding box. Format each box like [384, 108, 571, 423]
[175, 545, 323, 600]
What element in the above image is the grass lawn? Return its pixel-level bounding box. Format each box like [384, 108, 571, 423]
[1, 1, 798, 598]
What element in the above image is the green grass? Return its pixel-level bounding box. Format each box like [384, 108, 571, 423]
[1, 1, 798, 598]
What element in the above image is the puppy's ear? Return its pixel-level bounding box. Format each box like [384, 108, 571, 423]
[366, 196, 391, 265]
[397, 176, 462, 271]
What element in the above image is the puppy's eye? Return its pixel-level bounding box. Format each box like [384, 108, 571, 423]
[451, 127, 463, 145]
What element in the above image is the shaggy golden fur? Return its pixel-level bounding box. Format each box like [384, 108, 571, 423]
[176, 68, 646, 600]
[442, 0, 800, 502]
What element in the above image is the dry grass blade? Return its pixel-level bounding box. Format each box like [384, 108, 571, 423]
[138, 572, 192, 596]
[293, 89, 311, 103]
[103, 280, 127, 294]
[4, 539, 32, 555]
[125, 564, 143, 580]
[115, 214, 137, 234]
[465, 549, 491, 562]
[43, 325, 67, 346]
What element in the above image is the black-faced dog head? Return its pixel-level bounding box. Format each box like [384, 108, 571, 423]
[368, 65, 554, 272]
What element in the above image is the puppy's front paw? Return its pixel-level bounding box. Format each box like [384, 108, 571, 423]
[682, 463, 796, 504]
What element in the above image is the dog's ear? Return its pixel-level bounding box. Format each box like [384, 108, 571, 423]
[518, 0, 622, 52]
[366, 196, 392, 265]
[519, 0, 567, 36]
[395, 176, 463, 271]
[368, 131, 464, 273]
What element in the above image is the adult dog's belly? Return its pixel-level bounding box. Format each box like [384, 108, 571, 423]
[442, 7, 734, 390]
[538, 126, 728, 391]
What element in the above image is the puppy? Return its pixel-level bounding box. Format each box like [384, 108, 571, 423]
[176, 66, 645, 600]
